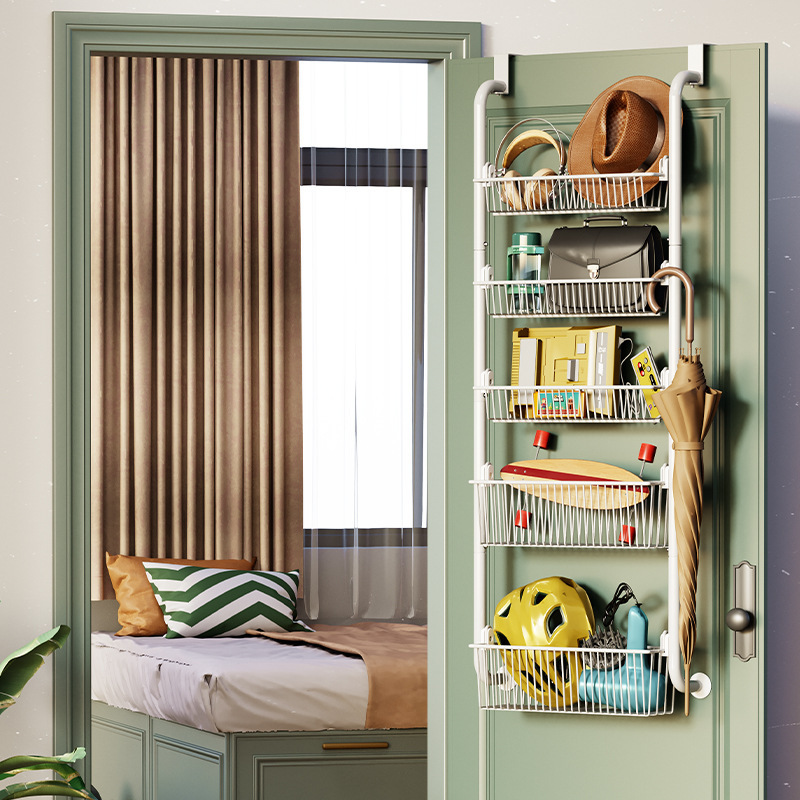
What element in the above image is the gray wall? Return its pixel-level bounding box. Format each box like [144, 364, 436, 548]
[1, 0, 796, 795]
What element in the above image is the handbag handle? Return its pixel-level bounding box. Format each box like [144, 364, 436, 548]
[582, 215, 628, 227]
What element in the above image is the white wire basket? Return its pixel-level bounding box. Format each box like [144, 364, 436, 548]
[479, 171, 668, 216]
[473, 479, 668, 548]
[481, 383, 661, 424]
[471, 641, 674, 716]
[477, 278, 665, 318]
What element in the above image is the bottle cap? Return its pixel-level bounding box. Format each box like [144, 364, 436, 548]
[512, 232, 542, 247]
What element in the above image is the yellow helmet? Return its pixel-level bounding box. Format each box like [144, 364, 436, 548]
[493, 576, 595, 709]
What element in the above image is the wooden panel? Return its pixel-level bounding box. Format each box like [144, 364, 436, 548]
[91, 703, 148, 800]
[152, 732, 226, 800]
[253, 755, 426, 800]
[234, 729, 426, 800]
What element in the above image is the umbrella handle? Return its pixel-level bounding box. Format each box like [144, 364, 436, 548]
[647, 266, 694, 346]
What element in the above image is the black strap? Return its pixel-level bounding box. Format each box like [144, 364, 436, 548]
[602, 582, 638, 628]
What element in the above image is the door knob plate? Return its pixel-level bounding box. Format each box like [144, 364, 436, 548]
[730, 561, 756, 661]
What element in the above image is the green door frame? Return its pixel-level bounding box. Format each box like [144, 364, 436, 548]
[53, 11, 481, 790]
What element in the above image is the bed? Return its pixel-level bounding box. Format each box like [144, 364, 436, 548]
[90, 598, 427, 800]
[91, 632, 373, 733]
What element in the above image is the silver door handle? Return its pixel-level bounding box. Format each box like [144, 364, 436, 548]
[728, 561, 756, 661]
[725, 607, 754, 632]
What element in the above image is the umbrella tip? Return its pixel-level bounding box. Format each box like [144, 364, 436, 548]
[684, 660, 692, 715]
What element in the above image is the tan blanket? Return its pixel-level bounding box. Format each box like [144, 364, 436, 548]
[247, 622, 426, 730]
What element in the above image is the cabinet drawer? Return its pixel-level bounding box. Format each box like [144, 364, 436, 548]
[233, 728, 426, 759]
[234, 730, 427, 800]
[252, 754, 426, 800]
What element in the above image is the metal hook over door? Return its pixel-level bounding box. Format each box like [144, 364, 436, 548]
[726, 561, 756, 661]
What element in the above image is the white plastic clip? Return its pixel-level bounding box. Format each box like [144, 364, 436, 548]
[481, 369, 494, 387]
[493, 55, 510, 95]
[688, 44, 705, 86]
[481, 463, 494, 480]
[481, 265, 494, 282]
[690, 672, 712, 700]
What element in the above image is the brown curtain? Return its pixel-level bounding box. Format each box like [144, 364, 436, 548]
[90, 56, 302, 599]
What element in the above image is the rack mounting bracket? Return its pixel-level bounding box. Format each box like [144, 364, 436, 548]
[492, 55, 510, 95]
[688, 44, 705, 86]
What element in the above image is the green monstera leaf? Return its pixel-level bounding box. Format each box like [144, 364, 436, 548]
[0, 781, 95, 799]
[1, 624, 99, 799]
[0, 626, 70, 715]
[0, 749, 97, 799]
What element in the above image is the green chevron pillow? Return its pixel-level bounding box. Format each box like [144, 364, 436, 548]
[142, 562, 313, 638]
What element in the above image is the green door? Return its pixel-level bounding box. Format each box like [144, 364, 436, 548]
[436, 45, 765, 800]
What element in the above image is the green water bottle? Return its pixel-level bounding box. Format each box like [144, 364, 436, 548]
[507, 232, 544, 313]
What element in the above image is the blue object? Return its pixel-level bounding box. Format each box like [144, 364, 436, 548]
[578, 604, 667, 713]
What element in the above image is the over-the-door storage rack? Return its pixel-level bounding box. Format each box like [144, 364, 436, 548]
[469, 48, 712, 758]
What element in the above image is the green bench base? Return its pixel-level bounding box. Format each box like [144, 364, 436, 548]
[91, 701, 427, 800]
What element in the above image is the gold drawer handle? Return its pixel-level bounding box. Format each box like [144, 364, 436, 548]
[322, 742, 390, 751]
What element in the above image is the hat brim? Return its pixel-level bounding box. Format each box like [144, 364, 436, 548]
[567, 75, 671, 207]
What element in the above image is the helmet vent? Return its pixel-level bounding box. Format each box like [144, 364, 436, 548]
[546, 606, 565, 637]
[552, 654, 571, 685]
[533, 591, 547, 606]
[494, 630, 510, 647]
[530, 662, 558, 694]
[497, 601, 511, 618]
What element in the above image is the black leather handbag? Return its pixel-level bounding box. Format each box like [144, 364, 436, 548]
[546, 216, 664, 314]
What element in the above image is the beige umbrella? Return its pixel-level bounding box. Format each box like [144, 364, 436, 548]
[647, 266, 722, 715]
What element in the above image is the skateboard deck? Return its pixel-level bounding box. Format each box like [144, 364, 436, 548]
[499, 458, 649, 510]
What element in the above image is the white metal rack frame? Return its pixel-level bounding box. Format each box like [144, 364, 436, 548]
[474, 478, 668, 549]
[477, 276, 666, 317]
[471, 640, 675, 717]
[479, 170, 668, 216]
[481, 383, 663, 423]
[471, 48, 710, 751]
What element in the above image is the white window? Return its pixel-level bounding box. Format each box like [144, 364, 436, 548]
[300, 61, 428, 621]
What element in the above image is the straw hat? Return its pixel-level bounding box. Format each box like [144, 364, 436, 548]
[567, 76, 672, 206]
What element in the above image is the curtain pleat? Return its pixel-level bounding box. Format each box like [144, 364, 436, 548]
[168, 58, 185, 559]
[91, 55, 302, 599]
[256, 59, 272, 567]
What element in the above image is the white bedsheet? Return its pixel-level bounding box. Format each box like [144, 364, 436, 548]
[91, 631, 369, 733]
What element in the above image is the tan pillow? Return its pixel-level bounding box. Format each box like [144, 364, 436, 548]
[106, 553, 257, 636]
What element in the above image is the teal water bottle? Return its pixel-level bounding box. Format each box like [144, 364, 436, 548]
[507, 232, 544, 312]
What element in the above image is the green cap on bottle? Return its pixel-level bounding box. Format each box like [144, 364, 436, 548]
[511, 231, 542, 248]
